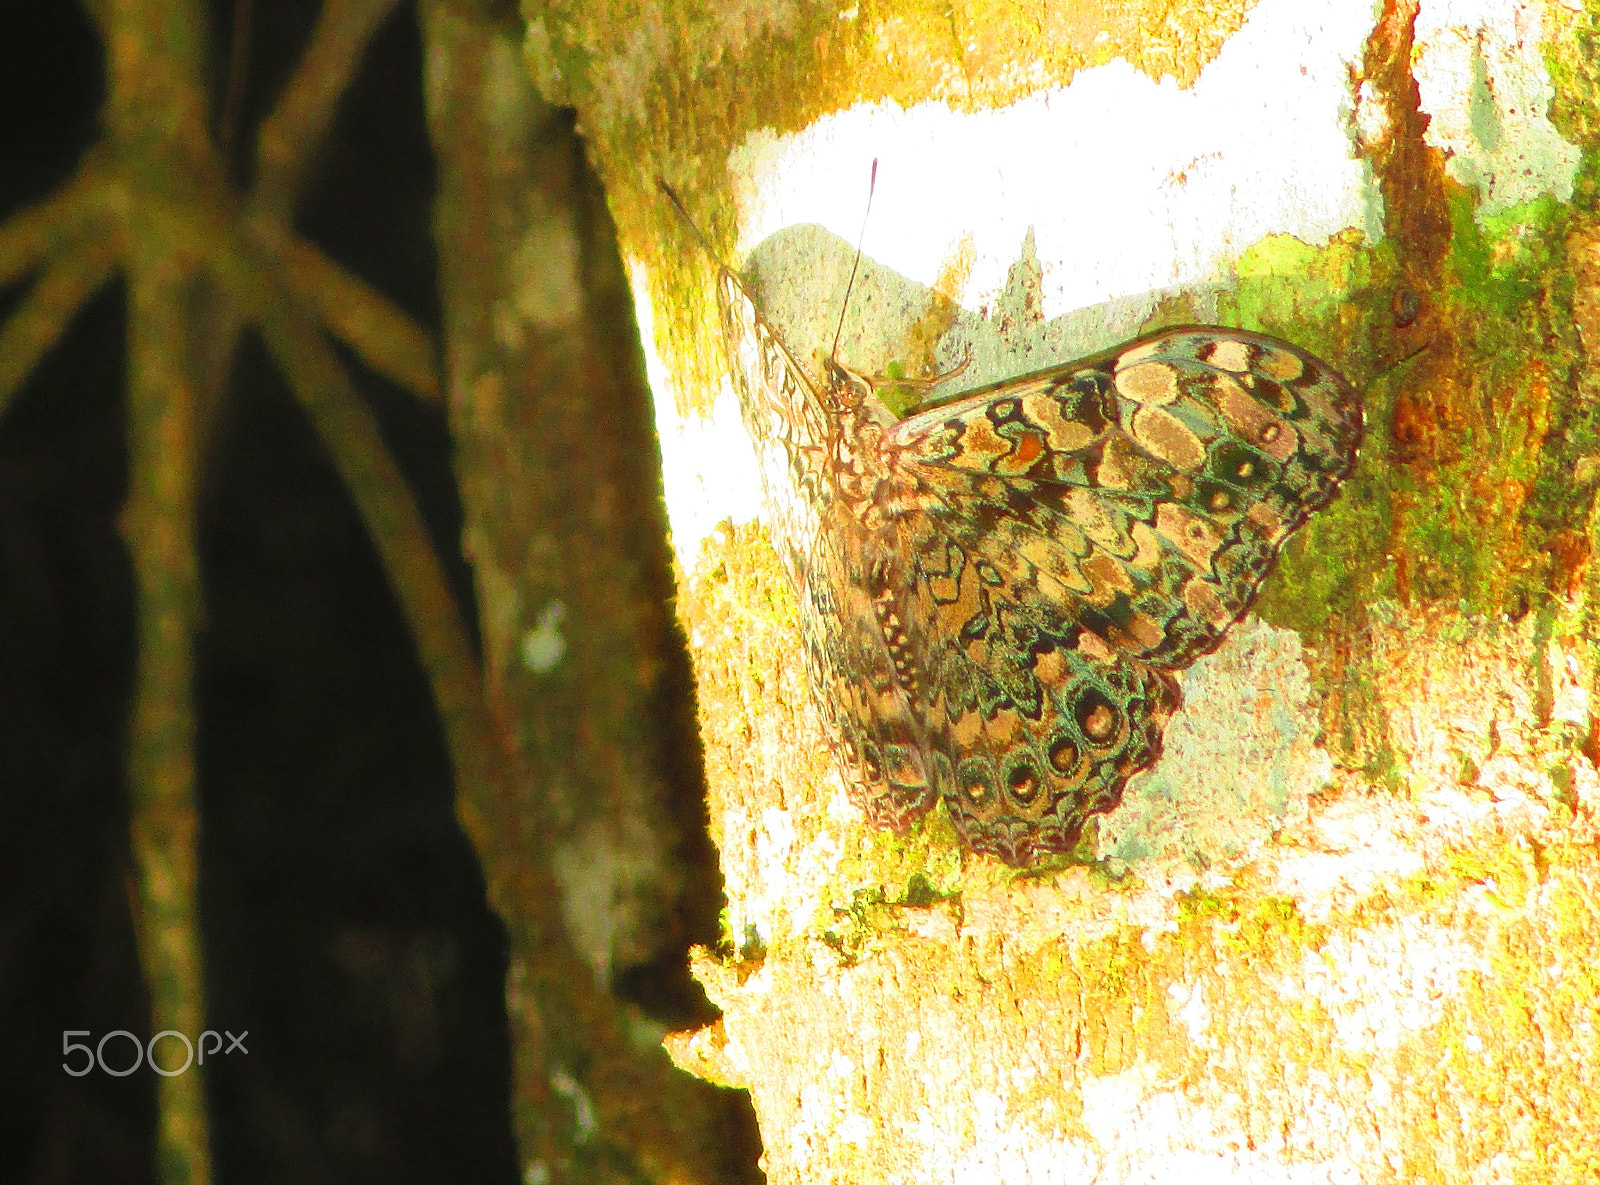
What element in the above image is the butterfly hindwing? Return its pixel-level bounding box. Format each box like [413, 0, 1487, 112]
[886, 527, 1182, 864]
[865, 327, 1359, 863]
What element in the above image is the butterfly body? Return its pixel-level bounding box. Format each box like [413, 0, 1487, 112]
[670, 186, 1361, 867]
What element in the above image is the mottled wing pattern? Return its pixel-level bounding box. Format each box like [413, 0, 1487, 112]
[663, 182, 1360, 867]
[713, 268, 831, 588]
[895, 328, 1362, 667]
[710, 248, 937, 827]
[796, 519, 938, 830]
[881, 327, 1361, 864]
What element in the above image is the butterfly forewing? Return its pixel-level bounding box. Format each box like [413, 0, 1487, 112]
[709, 242, 937, 829]
[669, 183, 1361, 867]
[890, 328, 1362, 671]
[713, 269, 836, 590]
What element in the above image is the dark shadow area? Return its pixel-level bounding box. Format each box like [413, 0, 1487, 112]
[0, 1, 753, 1182]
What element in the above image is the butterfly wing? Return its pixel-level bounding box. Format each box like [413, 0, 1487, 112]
[715, 269, 835, 586]
[715, 263, 937, 828]
[891, 529, 1181, 864]
[798, 516, 938, 829]
[893, 326, 1362, 668]
[672, 168, 1362, 867]
[882, 326, 1361, 863]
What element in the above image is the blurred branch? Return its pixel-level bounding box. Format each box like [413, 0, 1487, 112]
[253, 293, 493, 822]
[0, 0, 436, 1180]
[421, 1, 730, 1179]
[251, 0, 403, 220]
[123, 237, 210, 1185]
[0, 166, 110, 289]
[275, 233, 443, 403]
[0, 235, 119, 415]
[102, 0, 217, 1180]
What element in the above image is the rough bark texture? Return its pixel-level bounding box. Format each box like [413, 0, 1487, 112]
[423, 0, 696, 993]
[524, 0, 1600, 1179]
[420, 4, 743, 1181]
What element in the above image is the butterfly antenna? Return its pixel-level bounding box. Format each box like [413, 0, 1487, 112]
[829, 158, 878, 363]
[658, 178, 724, 266]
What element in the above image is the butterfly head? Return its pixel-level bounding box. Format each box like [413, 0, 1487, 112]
[819, 355, 873, 415]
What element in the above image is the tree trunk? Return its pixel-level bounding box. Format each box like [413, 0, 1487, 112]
[420, 5, 740, 1180]
[526, 0, 1600, 1178]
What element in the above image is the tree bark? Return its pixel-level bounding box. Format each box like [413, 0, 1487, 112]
[420, 4, 739, 1180]
[526, 0, 1600, 1178]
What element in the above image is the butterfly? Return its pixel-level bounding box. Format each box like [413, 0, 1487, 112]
[660, 181, 1362, 867]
